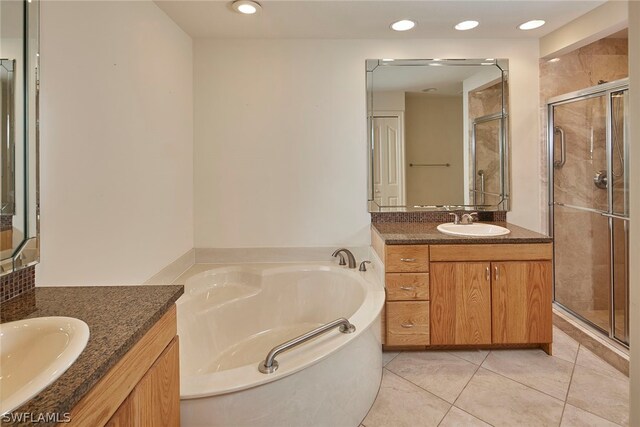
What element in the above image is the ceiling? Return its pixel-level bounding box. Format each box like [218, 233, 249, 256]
[155, 0, 606, 39]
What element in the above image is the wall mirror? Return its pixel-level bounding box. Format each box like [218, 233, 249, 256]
[1, 0, 40, 275]
[366, 59, 510, 212]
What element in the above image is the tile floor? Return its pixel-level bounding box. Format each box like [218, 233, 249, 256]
[361, 327, 629, 427]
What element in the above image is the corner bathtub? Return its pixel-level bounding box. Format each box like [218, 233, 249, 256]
[177, 263, 385, 427]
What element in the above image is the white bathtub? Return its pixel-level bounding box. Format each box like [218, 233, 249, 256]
[177, 263, 385, 427]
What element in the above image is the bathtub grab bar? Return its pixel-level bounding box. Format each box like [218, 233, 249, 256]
[258, 318, 356, 374]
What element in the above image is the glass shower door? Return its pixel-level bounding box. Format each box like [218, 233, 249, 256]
[610, 89, 629, 344]
[551, 94, 611, 333]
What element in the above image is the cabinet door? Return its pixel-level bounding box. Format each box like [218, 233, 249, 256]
[106, 337, 180, 427]
[430, 262, 492, 345]
[492, 261, 553, 344]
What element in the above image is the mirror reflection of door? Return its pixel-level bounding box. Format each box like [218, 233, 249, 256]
[373, 114, 405, 206]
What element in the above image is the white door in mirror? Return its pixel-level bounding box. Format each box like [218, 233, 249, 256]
[0, 317, 90, 415]
[437, 222, 511, 237]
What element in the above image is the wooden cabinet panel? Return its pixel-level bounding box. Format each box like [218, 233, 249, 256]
[385, 245, 429, 273]
[430, 244, 552, 262]
[385, 273, 429, 301]
[386, 301, 430, 346]
[492, 261, 553, 344]
[430, 262, 492, 345]
[106, 337, 180, 427]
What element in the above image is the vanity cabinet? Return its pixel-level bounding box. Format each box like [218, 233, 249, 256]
[376, 237, 553, 353]
[68, 306, 179, 427]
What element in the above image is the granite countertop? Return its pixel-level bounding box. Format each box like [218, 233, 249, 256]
[372, 221, 552, 245]
[0, 285, 183, 426]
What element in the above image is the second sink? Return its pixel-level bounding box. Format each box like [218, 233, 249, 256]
[437, 222, 511, 237]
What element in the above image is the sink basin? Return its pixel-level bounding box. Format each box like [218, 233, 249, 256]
[0, 317, 90, 415]
[437, 222, 511, 237]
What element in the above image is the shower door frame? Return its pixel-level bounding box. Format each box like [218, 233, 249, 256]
[547, 78, 629, 347]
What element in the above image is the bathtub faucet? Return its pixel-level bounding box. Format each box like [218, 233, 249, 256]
[332, 248, 357, 269]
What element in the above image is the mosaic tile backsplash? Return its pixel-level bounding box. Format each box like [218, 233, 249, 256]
[371, 210, 507, 223]
[0, 266, 36, 303]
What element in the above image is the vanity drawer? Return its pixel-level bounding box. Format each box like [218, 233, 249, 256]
[385, 245, 429, 272]
[385, 273, 429, 301]
[386, 301, 430, 346]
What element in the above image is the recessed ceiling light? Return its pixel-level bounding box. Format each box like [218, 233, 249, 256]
[232, 0, 261, 15]
[519, 20, 545, 30]
[547, 57, 561, 63]
[455, 20, 479, 31]
[391, 20, 416, 32]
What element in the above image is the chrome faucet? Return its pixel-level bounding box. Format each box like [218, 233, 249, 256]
[449, 212, 460, 224]
[332, 248, 357, 269]
[460, 212, 479, 225]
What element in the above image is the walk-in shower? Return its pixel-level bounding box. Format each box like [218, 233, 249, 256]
[548, 79, 629, 346]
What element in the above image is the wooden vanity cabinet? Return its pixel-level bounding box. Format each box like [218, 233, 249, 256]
[67, 306, 180, 427]
[375, 235, 553, 353]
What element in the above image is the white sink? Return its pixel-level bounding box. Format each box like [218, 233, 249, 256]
[437, 222, 511, 237]
[0, 317, 90, 415]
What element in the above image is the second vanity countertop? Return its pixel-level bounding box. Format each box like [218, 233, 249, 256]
[0, 285, 184, 425]
[372, 221, 552, 245]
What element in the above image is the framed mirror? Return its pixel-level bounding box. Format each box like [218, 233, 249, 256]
[366, 59, 510, 212]
[1, 0, 40, 275]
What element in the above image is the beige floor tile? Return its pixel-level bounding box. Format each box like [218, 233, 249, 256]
[456, 368, 565, 427]
[567, 365, 629, 426]
[439, 407, 491, 427]
[561, 404, 621, 427]
[575, 346, 627, 380]
[362, 369, 450, 427]
[382, 351, 400, 367]
[553, 326, 580, 363]
[447, 349, 489, 365]
[481, 349, 574, 400]
[386, 351, 478, 403]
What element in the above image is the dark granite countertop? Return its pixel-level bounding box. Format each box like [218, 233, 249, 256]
[372, 221, 552, 245]
[0, 285, 183, 426]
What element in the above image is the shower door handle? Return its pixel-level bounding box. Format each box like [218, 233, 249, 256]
[554, 126, 566, 168]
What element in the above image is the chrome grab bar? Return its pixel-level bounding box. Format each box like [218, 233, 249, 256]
[554, 126, 566, 168]
[258, 318, 356, 374]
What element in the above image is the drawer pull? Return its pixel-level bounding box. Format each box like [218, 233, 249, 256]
[400, 286, 416, 291]
[400, 258, 417, 262]
[401, 323, 415, 328]
[486, 267, 490, 281]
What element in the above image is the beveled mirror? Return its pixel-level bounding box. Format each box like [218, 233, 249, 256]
[1, 0, 40, 275]
[366, 59, 510, 212]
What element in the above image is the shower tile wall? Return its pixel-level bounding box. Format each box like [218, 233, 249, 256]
[540, 35, 629, 226]
[541, 34, 628, 333]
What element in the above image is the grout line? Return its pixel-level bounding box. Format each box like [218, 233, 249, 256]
[447, 349, 489, 366]
[558, 345, 579, 427]
[384, 365, 454, 407]
[451, 353, 484, 406]
[382, 350, 402, 367]
[436, 405, 454, 427]
[451, 405, 497, 427]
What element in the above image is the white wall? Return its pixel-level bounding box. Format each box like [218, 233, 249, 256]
[194, 38, 541, 249]
[628, 2, 639, 425]
[37, 1, 194, 285]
